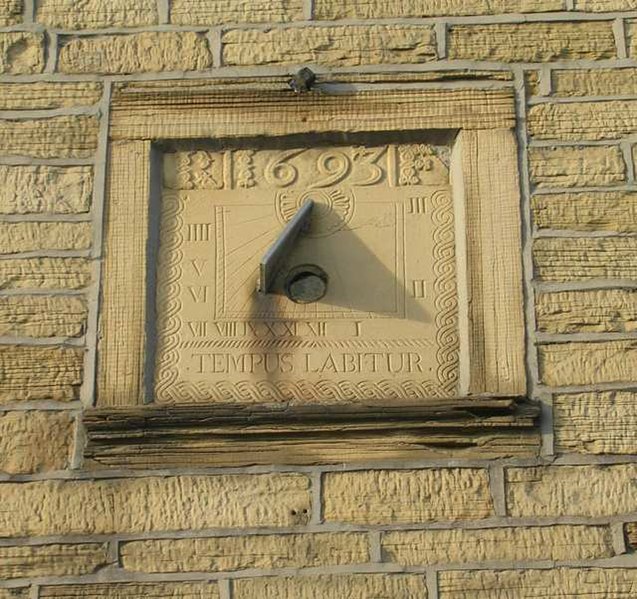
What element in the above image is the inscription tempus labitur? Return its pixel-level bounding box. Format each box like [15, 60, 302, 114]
[154, 142, 459, 403]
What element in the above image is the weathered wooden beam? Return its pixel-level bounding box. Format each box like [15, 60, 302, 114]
[83, 396, 540, 468]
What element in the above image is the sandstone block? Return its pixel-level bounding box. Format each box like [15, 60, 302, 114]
[0, 590, 28, 599]
[538, 341, 637, 386]
[0, 0, 22, 26]
[59, 32, 212, 75]
[529, 101, 637, 141]
[524, 71, 540, 97]
[628, 22, 637, 58]
[0, 165, 92, 214]
[383, 525, 614, 565]
[554, 392, 637, 454]
[0, 474, 310, 536]
[39, 583, 219, 598]
[448, 22, 615, 62]
[0, 411, 73, 474]
[0, 82, 101, 110]
[532, 192, 637, 232]
[121, 532, 369, 572]
[233, 574, 427, 598]
[323, 469, 493, 524]
[439, 568, 637, 598]
[0, 116, 98, 159]
[627, 522, 637, 550]
[575, 0, 637, 9]
[0, 295, 87, 337]
[507, 465, 637, 517]
[0, 32, 43, 74]
[315, 0, 564, 19]
[222, 25, 437, 67]
[533, 237, 637, 281]
[37, 0, 157, 29]
[529, 146, 625, 188]
[0, 543, 109, 580]
[536, 289, 637, 333]
[171, 0, 303, 25]
[553, 68, 637, 97]
[0, 258, 92, 290]
[0, 345, 83, 403]
[0, 222, 92, 254]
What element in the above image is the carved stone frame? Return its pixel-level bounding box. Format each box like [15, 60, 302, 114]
[87, 77, 536, 468]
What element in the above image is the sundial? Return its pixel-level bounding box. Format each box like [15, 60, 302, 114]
[154, 140, 459, 403]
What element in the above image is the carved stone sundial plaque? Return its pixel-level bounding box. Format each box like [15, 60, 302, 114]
[155, 141, 459, 403]
[89, 81, 533, 467]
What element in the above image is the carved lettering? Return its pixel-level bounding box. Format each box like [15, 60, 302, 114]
[306, 322, 326, 337]
[193, 352, 295, 375]
[210, 321, 328, 338]
[187, 321, 208, 337]
[190, 258, 207, 276]
[411, 280, 427, 298]
[304, 352, 426, 374]
[188, 286, 209, 303]
[408, 196, 427, 214]
[186, 223, 212, 242]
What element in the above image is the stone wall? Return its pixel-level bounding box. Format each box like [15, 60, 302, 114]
[0, 0, 636, 597]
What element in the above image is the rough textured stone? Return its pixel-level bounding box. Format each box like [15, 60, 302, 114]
[532, 192, 637, 232]
[554, 392, 637, 454]
[59, 32, 212, 75]
[529, 146, 626, 188]
[507, 465, 637, 517]
[171, 0, 303, 25]
[0, 345, 83, 403]
[0, 222, 92, 254]
[448, 22, 615, 62]
[0, 411, 73, 474]
[315, 0, 564, 18]
[0, 165, 92, 214]
[0, 474, 310, 537]
[0, 590, 28, 599]
[439, 568, 637, 598]
[0, 258, 92, 290]
[533, 237, 637, 281]
[536, 289, 637, 333]
[529, 101, 637, 141]
[37, 0, 157, 29]
[524, 71, 540, 96]
[0, 82, 101, 110]
[39, 583, 219, 598]
[553, 68, 637, 97]
[0, 0, 22, 26]
[576, 0, 637, 9]
[222, 25, 437, 67]
[121, 533, 369, 572]
[0, 116, 98, 159]
[0, 32, 43, 74]
[0, 543, 109, 580]
[627, 523, 637, 550]
[383, 525, 614, 565]
[628, 22, 637, 59]
[0, 295, 87, 337]
[539, 341, 637, 386]
[323, 469, 493, 524]
[233, 575, 427, 598]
